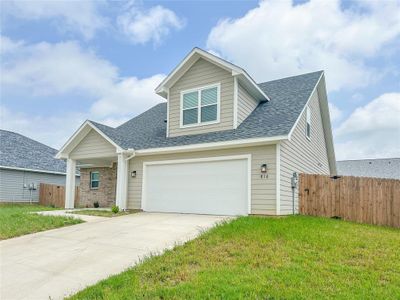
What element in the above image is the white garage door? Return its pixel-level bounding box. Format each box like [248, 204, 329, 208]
[143, 156, 249, 216]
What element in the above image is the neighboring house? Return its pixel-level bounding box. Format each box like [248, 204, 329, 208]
[337, 158, 400, 180]
[57, 48, 336, 215]
[0, 130, 79, 203]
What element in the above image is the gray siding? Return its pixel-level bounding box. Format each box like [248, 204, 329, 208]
[0, 168, 79, 203]
[237, 83, 258, 126]
[279, 89, 330, 214]
[70, 129, 116, 159]
[128, 145, 277, 215]
[168, 58, 234, 137]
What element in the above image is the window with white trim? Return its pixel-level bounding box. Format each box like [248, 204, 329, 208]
[306, 106, 311, 139]
[90, 171, 100, 189]
[181, 84, 219, 126]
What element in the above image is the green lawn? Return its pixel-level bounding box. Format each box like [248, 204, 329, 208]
[69, 216, 400, 300]
[70, 209, 141, 218]
[0, 204, 83, 239]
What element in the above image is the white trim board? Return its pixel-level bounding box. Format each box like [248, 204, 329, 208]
[135, 135, 288, 157]
[275, 143, 281, 215]
[233, 76, 239, 129]
[0, 165, 79, 176]
[166, 89, 170, 138]
[141, 154, 252, 215]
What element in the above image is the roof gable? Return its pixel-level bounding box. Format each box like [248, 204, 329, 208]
[55, 120, 122, 159]
[155, 47, 269, 102]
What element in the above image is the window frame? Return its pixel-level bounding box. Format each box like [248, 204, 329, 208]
[305, 106, 311, 140]
[180, 83, 221, 128]
[90, 171, 100, 190]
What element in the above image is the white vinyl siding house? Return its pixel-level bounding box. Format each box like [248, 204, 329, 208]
[0, 168, 70, 203]
[0, 129, 80, 203]
[279, 88, 330, 214]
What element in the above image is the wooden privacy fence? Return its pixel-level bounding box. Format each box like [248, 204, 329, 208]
[39, 183, 79, 208]
[299, 174, 400, 228]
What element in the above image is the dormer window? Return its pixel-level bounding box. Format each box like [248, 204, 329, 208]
[181, 83, 220, 127]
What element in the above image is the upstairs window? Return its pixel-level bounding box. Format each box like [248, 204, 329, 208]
[181, 84, 220, 127]
[306, 106, 311, 139]
[90, 171, 100, 189]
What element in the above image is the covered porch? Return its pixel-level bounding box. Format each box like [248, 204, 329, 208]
[56, 121, 133, 210]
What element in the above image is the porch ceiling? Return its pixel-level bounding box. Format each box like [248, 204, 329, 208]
[76, 156, 117, 168]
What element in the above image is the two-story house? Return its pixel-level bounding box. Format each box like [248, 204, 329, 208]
[56, 48, 336, 215]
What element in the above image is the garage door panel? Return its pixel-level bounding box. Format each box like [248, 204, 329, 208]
[144, 158, 248, 215]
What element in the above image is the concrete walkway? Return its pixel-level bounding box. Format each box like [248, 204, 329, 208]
[0, 212, 228, 300]
[35, 209, 110, 222]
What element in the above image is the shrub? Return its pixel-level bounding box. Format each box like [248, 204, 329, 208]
[93, 201, 100, 208]
[111, 205, 119, 214]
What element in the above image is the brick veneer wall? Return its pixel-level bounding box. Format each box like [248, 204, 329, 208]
[78, 164, 117, 208]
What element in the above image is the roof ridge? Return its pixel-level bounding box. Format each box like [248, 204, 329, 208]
[257, 70, 324, 86]
[88, 120, 116, 130]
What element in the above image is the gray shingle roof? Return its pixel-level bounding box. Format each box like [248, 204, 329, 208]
[90, 71, 323, 150]
[337, 158, 400, 180]
[0, 130, 68, 174]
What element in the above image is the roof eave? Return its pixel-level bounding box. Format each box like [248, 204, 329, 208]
[135, 135, 288, 156]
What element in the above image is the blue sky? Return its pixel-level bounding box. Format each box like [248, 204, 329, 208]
[1, 0, 399, 160]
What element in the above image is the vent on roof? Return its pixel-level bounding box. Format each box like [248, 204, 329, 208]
[164, 119, 167, 123]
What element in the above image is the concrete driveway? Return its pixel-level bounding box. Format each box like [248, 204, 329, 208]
[0, 212, 228, 300]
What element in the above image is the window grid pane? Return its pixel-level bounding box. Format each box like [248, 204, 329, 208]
[183, 91, 198, 109]
[201, 105, 217, 122]
[183, 108, 198, 125]
[91, 172, 99, 181]
[201, 87, 217, 106]
[91, 181, 99, 188]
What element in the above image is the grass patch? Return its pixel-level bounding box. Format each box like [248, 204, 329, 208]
[69, 216, 400, 299]
[0, 203, 83, 240]
[70, 209, 141, 218]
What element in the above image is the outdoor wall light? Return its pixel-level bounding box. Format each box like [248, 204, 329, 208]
[131, 171, 137, 178]
[261, 164, 268, 173]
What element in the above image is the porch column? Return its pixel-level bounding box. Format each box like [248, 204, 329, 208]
[115, 153, 128, 210]
[65, 158, 76, 209]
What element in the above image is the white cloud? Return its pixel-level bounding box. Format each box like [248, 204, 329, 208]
[91, 74, 166, 117]
[328, 102, 342, 122]
[0, 105, 86, 149]
[117, 5, 184, 45]
[0, 36, 24, 54]
[2, 0, 107, 39]
[334, 93, 400, 160]
[1, 36, 165, 148]
[206, 0, 400, 91]
[2, 40, 117, 96]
